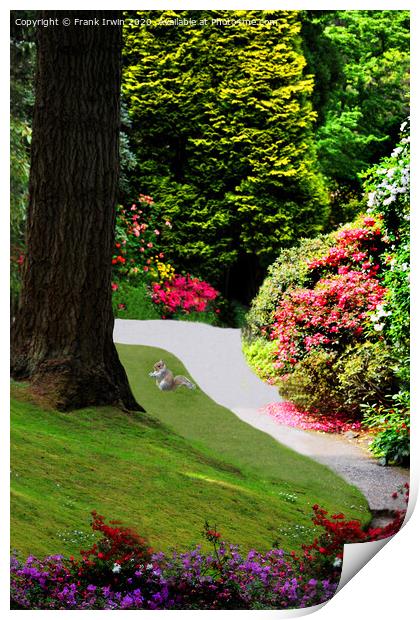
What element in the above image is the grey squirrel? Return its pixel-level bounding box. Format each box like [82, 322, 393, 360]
[149, 360, 196, 391]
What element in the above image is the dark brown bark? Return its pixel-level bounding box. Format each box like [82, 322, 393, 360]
[11, 11, 143, 412]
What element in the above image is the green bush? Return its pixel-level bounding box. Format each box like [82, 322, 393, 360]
[112, 281, 161, 321]
[242, 337, 279, 385]
[276, 342, 398, 417]
[334, 342, 398, 412]
[277, 350, 342, 414]
[361, 392, 410, 465]
[244, 233, 336, 339]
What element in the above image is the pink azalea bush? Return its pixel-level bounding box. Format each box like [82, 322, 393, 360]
[270, 215, 387, 373]
[243, 211, 398, 428]
[272, 270, 386, 370]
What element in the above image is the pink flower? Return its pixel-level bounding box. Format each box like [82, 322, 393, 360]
[262, 401, 362, 434]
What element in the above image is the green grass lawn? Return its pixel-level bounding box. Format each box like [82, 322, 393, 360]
[10, 344, 370, 560]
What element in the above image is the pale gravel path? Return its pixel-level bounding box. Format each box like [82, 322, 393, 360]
[114, 319, 409, 515]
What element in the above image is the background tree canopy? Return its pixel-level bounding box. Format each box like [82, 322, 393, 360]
[301, 9, 409, 225]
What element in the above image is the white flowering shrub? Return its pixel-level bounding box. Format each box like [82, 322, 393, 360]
[363, 119, 410, 373]
[360, 119, 410, 464]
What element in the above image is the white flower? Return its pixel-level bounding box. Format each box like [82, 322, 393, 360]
[386, 168, 395, 178]
[383, 195, 396, 206]
[400, 121, 407, 132]
[400, 263, 409, 272]
[374, 323, 384, 331]
[367, 192, 376, 207]
[333, 557, 342, 568]
[391, 147, 403, 158]
[112, 563, 121, 573]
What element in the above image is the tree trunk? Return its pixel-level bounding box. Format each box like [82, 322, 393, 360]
[11, 11, 143, 412]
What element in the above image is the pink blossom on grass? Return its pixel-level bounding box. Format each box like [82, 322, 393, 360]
[261, 401, 361, 434]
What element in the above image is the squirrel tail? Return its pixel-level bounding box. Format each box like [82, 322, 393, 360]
[174, 375, 196, 390]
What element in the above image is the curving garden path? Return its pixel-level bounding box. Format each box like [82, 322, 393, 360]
[114, 319, 409, 518]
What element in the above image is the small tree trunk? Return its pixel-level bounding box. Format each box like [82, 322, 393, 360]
[11, 11, 143, 412]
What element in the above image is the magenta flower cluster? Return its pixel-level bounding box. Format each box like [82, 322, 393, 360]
[10, 547, 337, 611]
[10, 512, 339, 611]
[151, 274, 219, 316]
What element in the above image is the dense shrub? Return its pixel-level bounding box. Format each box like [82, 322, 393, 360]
[334, 342, 398, 411]
[274, 350, 341, 414]
[362, 395, 410, 465]
[276, 343, 398, 416]
[244, 126, 410, 435]
[112, 281, 161, 321]
[243, 337, 279, 385]
[245, 213, 390, 415]
[357, 121, 410, 459]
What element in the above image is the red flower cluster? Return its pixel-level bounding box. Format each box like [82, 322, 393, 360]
[112, 194, 167, 280]
[272, 271, 386, 366]
[72, 511, 153, 588]
[297, 485, 409, 578]
[151, 274, 219, 315]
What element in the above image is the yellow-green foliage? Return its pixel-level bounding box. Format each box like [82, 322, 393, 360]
[122, 10, 329, 287]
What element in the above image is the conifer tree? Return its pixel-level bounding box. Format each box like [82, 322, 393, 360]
[123, 10, 328, 299]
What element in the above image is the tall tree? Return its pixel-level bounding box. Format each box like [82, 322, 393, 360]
[123, 10, 329, 301]
[11, 10, 143, 412]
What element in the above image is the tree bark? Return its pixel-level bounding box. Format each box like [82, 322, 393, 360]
[11, 11, 143, 412]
